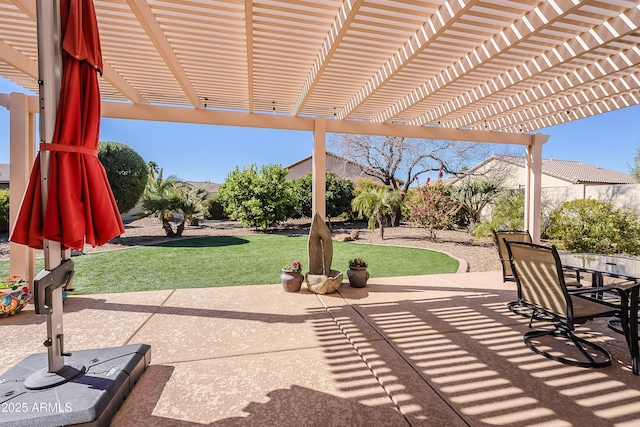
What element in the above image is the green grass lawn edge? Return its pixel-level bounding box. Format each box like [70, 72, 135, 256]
[0, 234, 459, 295]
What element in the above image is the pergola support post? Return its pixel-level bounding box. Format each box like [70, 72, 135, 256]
[524, 136, 544, 243]
[9, 92, 36, 282]
[312, 117, 326, 220]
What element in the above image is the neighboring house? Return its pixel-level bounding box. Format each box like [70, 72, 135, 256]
[285, 152, 403, 187]
[184, 181, 219, 195]
[0, 164, 9, 190]
[450, 155, 636, 188]
[451, 155, 640, 215]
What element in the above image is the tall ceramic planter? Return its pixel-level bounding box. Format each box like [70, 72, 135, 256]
[347, 267, 369, 288]
[281, 270, 303, 292]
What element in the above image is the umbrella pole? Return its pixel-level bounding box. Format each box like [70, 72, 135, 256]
[33, 0, 77, 380]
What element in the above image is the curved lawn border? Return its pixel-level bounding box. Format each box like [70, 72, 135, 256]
[348, 240, 468, 274]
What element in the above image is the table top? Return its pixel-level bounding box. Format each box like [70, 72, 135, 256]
[560, 253, 640, 283]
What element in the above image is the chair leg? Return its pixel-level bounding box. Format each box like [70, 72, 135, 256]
[507, 301, 553, 323]
[524, 327, 611, 368]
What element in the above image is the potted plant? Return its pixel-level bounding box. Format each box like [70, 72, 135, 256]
[281, 261, 303, 292]
[347, 258, 369, 288]
[0, 275, 32, 318]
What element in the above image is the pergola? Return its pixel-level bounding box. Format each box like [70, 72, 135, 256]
[1, 0, 639, 280]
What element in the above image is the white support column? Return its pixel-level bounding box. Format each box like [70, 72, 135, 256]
[524, 136, 544, 243]
[9, 92, 36, 282]
[312, 117, 327, 220]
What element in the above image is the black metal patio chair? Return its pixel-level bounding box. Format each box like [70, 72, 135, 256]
[505, 240, 627, 368]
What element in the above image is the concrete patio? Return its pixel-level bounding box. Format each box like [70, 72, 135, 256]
[2, 270, 640, 426]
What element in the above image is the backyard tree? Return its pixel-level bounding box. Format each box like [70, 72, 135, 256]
[472, 190, 525, 238]
[98, 141, 148, 213]
[407, 184, 461, 241]
[351, 186, 403, 240]
[139, 169, 192, 237]
[217, 163, 296, 230]
[630, 140, 640, 182]
[330, 134, 487, 192]
[450, 176, 504, 230]
[329, 134, 487, 225]
[293, 172, 354, 223]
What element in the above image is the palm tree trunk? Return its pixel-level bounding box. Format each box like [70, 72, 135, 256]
[162, 218, 176, 237]
[175, 221, 185, 237]
[377, 211, 385, 240]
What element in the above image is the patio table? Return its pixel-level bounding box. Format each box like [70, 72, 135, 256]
[560, 253, 640, 374]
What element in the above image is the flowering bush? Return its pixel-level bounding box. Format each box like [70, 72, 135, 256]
[283, 261, 302, 272]
[407, 184, 461, 241]
[348, 258, 367, 268]
[0, 274, 27, 291]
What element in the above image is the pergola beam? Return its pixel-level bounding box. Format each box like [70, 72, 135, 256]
[244, 0, 254, 113]
[291, 0, 363, 117]
[379, 0, 585, 124]
[0, 40, 38, 78]
[339, 0, 478, 120]
[10, 0, 147, 105]
[425, 5, 640, 130]
[99, 101, 544, 145]
[126, 0, 201, 108]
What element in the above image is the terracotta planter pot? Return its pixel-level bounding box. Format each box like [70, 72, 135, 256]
[347, 267, 369, 288]
[280, 270, 303, 292]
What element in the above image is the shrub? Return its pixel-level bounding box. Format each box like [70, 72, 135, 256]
[450, 176, 504, 228]
[0, 190, 8, 233]
[217, 164, 296, 230]
[407, 183, 461, 240]
[205, 194, 228, 220]
[98, 142, 148, 213]
[472, 190, 525, 238]
[546, 199, 640, 255]
[292, 172, 354, 222]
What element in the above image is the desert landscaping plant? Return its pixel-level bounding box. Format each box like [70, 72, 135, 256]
[407, 183, 461, 241]
[472, 190, 525, 238]
[98, 141, 148, 213]
[293, 172, 354, 224]
[451, 176, 504, 229]
[139, 169, 205, 237]
[217, 164, 296, 230]
[546, 199, 640, 255]
[0, 190, 9, 233]
[351, 187, 402, 239]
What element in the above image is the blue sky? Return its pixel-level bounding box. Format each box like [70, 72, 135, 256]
[1, 76, 638, 184]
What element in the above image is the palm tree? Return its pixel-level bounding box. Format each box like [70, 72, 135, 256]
[147, 161, 159, 180]
[139, 169, 184, 236]
[451, 177, 504, 229]
[177, 186, 208, 226]
[351, 188, 401, 239]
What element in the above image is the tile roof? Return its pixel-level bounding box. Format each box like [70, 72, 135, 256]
[483, 155, 637, 185]
[184, 181, 219, 194]
[0, 164, 8, 183]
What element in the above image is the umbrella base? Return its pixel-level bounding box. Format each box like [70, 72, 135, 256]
[24, 362, 87, 390]
[0, 343, 150, 427]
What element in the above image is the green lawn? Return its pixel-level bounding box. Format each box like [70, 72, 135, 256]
[0, 234, 459, 294]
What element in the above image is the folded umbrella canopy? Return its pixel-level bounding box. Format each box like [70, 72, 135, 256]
[10, 0, 124, 250]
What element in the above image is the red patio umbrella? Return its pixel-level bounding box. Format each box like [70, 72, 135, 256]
[10, 0, 124, 250]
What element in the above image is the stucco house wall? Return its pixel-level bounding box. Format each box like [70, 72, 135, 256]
[286, 153, 381, 185]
